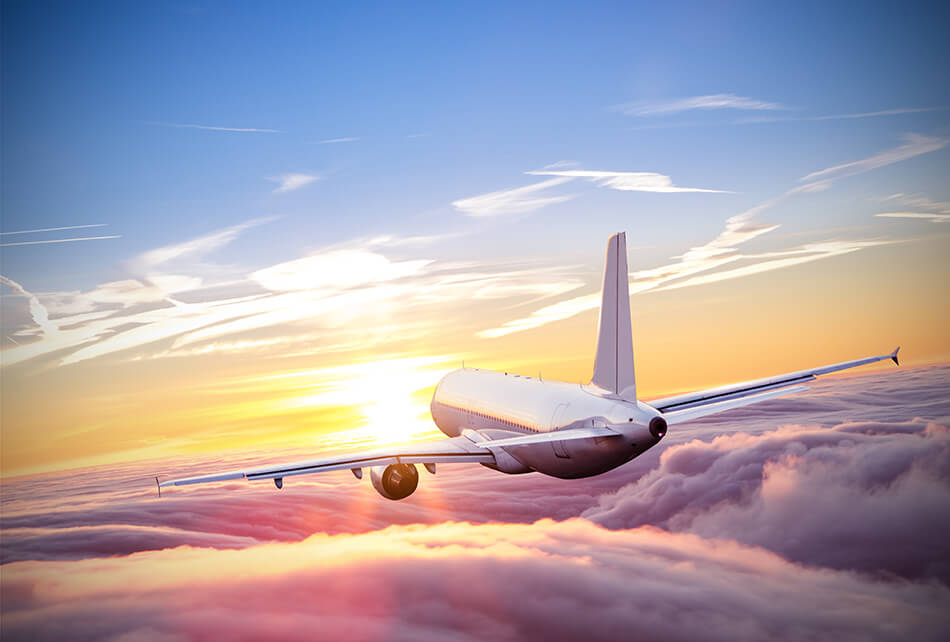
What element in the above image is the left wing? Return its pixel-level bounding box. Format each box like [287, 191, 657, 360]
[651, 347, 899, 425]
[158, 426, 621, 489]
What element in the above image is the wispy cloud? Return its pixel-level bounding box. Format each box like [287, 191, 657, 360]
[148, 122, 282, 133]
[479, 133, 944, 338]
[269, 173, 320, 193]
[0, 276, 56, 337]
[137, 217, 275, 268]
[801, 134, 947, 183]
[526, 169, 733, 194]
[875, 212, 949, 223]
[316, 137, 360, 144]
[452, 177, 575, 217]
[736, 106, 947, 124]
[0, 224, 108, 236]
[873, 193, 950, 223]
[620, 93, 788, 116]
[0, 235, 121, 247]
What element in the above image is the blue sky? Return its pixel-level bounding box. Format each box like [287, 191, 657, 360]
[4, 1, 949, 288]
[1, 1, 949, 405]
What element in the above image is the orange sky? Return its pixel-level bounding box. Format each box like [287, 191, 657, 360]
[2, 226, 947, 477]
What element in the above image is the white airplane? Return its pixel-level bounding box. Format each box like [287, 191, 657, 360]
[159, 232, 899, 500]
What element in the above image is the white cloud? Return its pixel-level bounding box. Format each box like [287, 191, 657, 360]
[876, 212, 949, 223]
[526, 169, 733, 194]
[0, 235, 121, 247]
[479, 134, 941, 338]
[620, 93, 788, 116]
[251, 250, 432, 292]
[0, 224, 108, 236]
[270, 173, 320, 193]
[452, 177, 575, 217]
[149, 122, 281, 133]
[137, 217, 275, 268]
[800, 134, 947, 183]
[317, 137, 360, 144]
[873, 193, 950, 223]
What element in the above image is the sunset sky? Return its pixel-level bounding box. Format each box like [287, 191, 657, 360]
[2, 1, 949, 478]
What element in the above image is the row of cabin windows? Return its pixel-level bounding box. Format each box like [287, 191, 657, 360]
[444, 402, 538, 432]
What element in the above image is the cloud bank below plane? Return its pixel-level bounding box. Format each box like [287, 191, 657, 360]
[2, 366, 948, 640]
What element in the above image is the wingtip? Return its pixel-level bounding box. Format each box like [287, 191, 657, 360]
[155, 475, 162, 498]
[890, 346, 900, 366]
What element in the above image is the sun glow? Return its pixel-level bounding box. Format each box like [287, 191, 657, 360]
[263, 355, 455, 446]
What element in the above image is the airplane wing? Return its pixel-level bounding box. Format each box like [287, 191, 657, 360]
[651, 347, 899, 425]
[158, 426, 621, 489]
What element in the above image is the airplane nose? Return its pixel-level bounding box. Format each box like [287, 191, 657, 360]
[649, 416, 667, 440]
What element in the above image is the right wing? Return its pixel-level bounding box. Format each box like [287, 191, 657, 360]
[158, 426, 620, 489]
[651, 347, 899, 425]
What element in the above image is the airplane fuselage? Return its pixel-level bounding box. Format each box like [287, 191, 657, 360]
[430, 368, 666, 479]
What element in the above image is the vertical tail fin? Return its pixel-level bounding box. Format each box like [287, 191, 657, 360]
[591, 232, 636, 400]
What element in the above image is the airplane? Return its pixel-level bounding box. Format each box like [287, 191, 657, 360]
[159, 232, 900, 500]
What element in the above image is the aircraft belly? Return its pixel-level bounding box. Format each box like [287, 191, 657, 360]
[504, 436, 638, 479]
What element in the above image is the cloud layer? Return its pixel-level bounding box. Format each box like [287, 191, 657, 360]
[2, 366, 949, 640]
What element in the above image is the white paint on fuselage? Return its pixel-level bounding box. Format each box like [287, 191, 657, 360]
[430, 368, 664, 479]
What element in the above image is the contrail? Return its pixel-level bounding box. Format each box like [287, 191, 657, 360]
[1, 235, 121, 247]
[1, 224, 108, 236]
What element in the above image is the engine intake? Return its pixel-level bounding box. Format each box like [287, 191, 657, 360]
[649, 416, 668, 440]
[370, 463, 419, 500]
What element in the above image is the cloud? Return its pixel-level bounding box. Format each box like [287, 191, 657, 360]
[737, 106, 948, 124]
[0, 276, 56, 338]
[0, 235, 121, 247]
[3, 367, 949, 641]
[316, 137, 360, 144]
[136, 217, 275, 268]
[874, 193, 950, 223]
[3, 521, 948, 642]
[148, 122, 282, 133]
[526, 169, 733, 194]
[0, 224, 108, 236]
[479, 134, 946, 337]
[251, 249, 433, 292]
[800, 133, 947, 183]
[584, 419, 950, 583]
[451, 177, 575, 217]
[876, 212, 949, 223]
[269, 173, 320, 193]
[620, 93, 788, 116]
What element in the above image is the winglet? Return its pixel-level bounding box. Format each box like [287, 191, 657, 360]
[155, 476, 162, 498]
[890, 346, 900, 366]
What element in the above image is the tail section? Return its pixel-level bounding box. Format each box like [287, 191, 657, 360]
[591, 232, 636, 400]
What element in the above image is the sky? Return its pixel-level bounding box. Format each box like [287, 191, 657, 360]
[2, 4, 950, 639]
[1, 1, 949, 476]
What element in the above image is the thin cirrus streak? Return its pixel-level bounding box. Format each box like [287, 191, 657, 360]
[0, 224, 107, 236]
[451, 176, 576, 217]
[146, 121, 282, 133]
[875, 212, 949, 223]
[0, 235, 121, 247]
[525, 168, 734, 193]
[618, 93, 789, 116]
[1, 367, 948, 641]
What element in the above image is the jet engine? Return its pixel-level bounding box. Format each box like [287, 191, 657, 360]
[370, 463, 419, 500]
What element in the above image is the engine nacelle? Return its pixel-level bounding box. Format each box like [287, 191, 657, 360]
[370, 463, 419, 500]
